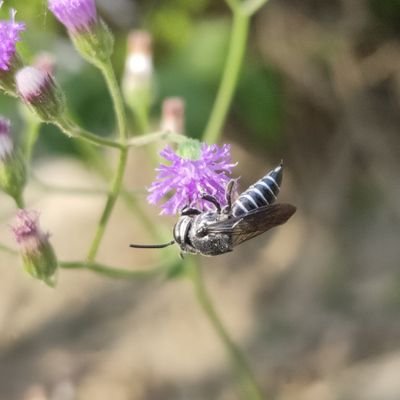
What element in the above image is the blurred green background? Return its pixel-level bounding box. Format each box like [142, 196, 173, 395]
[1, 0, 400, 399]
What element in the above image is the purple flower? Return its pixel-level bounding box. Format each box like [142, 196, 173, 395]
[48, 0, 97, 33]
[12, 210, 46, 249]
[0, 8, 25, 71]
[0, 116, 12, 160]
[11, 209, 58, 287]
[148, 142, 237, 215]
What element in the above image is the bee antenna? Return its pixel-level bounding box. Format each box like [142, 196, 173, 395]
[129, 240, 175, 249]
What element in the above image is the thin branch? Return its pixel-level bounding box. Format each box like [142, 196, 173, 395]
[127, 131, 187, 148]
[202, 10, 250, 143]
[60, 260, 177, 280]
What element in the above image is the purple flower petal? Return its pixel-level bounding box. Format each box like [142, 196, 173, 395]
[48, 0, 97, 33]
[0, 9, 25, 71]
[11, 209, 50, 254]
[147, 142, 237, 215]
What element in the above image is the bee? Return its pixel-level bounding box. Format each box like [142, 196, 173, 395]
[130, 162, 296, 256]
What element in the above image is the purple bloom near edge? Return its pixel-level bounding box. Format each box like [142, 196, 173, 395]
[48, 0, 97, 33]
[0, 8, 25, 71]
[148, 143, 237, 215]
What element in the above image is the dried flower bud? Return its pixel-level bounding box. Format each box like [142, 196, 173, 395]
[12, 210, 58, 287]
[48, 0, 113, 66]
[0, 117, 26, 203]
[16, 66, 65, 122]
[0, 6, 25, 95]
[160, 97, 185, 134]
[122, 30, 154, 116]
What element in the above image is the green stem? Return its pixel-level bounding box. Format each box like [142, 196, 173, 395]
[24, 118, 41, 164]
[202, 10, 249, 144]
[86, 147, 128, 262]
[56, 117, 123, 149]
[84, 58, 132, 262]
[127, 131, 187, 147]
[132, 101, 150, 135]
[188, 259, 263, 400]
[60, 260, 163, 279]
[31, 174, 109, 195]
[73, 138, 164, 244]
[99, 59, 128, 143]
[14, 192, 25, 208]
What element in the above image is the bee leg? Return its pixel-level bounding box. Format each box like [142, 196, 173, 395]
[223, 179, 236, 214]
[179, 252, 185, 259]
[200, 194, 222, 213]
[181, 206, 201, 216]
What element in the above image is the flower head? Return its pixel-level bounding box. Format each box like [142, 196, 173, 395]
[11, 209, 58, 287]
[0, 7, 25, 71]
[16, 66, 65, 122]
[48, 0, 97, 33]
[12, 210, 44, 247]
[48, 0, 113, 66]
[148, 141, 237, 215]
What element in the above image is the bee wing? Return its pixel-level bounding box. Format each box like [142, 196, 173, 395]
[205, 203, 296, 246]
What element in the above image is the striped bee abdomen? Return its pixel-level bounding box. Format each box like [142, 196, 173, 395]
[231, 163, 283, 217]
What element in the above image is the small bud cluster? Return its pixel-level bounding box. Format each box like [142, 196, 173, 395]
[0, 0, 241, 287]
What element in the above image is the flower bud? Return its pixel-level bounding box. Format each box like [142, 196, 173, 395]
[15, 66, 66, 122]
[160, 97, 185, 134]
[48, 0, 113, 66]
[0, 7, 25, 95]
[11, 210, 58, 287]
[0, 117, 26, 203]
[122, 31, 154, 117]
